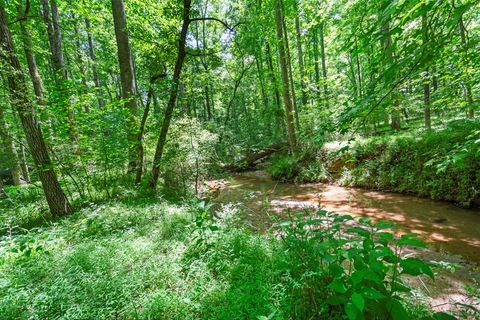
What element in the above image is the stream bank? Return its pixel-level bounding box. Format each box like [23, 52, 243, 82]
[266, 121, 480, 207]
[209, 171, 480, 316]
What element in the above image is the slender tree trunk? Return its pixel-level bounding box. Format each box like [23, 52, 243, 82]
[382, 18, 401, 131]
[458, 15, 474, 118]
[281, 5, 300, 131]
[355, 40, 363, 96]
[135, 73, 165, 184]
[312, 28, 321, 99]
[0, 4, 72, 215]
[294, 3, 307, 106]
[422, 11, 431, 129]
[42, 0, 78, 145]
[265, 42, 282, 129]
[319, 21, 328, 103]
[150, 0, 191, 189]
[220, 61, 251, 142]
[0, 104, 22, 185]
[274, 0, 296, 151]
[111, 0, 140, 173]
[255, 55, 269, 112]
[85, 18, 105, 108]
[18, 4, 45, 105]
[19, 142, 30, 183]
[73, 15, 89, 112]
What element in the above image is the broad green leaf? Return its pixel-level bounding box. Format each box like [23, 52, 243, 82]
[328, 279, 348, 293]
[351, 292, 365, 312]
[345, 302, 360, 320]
[400, 258, 434, 280]
[386, 298, 409, 320]
[433, 312, 457, 320]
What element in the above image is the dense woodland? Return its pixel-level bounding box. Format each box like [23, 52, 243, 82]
[0, 0, 479, 319]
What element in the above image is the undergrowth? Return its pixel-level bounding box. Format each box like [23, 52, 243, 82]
[0, 191, 463, 319]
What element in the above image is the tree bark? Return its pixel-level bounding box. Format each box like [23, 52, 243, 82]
[135, 73, 165, 184]
[150, 0, 192, 189]
[85, 18, 105, 109]
[274, 0, 296, 151]
[458, 15, 474, 118]
[18, 4, 45, 105]
[294, 4, 307, 106]
[381, 17, 401, 131]
[281, 5, 300, 132]
[265, 42, 282, 131]
[312, 28, 321, 99]
[0, 4, 72, 215]
[42, 0, 78, 145]
[422, 11, 431, 129]
[0, 104, 22, 185]
[319, 21, 328, 103]
[111, 0, 140, 172]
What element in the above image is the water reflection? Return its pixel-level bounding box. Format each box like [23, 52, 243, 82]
[214, 171, 480, 263]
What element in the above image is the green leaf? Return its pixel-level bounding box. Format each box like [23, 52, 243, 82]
[347, 227, 370, 237]
[345, 302, 360, 320]
[351, 293, 365, 312]
[328, 279, 348, 293]
[400, 258, 434, 280]
[360, 287, 385, 300]
[386, 298, 409, 320]
[433, 312, 457, 320]
[397, 234, 427, 248]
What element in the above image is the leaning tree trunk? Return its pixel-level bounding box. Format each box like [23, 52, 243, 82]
[0, 4, 72, 216]
[135, 73, 165, 184]
[274, 0, 296, 151]
[111, 0, 140, 173]
[150, 0, 192, 189]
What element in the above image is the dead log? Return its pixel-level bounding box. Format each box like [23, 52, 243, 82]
[224, 142, 288, 172]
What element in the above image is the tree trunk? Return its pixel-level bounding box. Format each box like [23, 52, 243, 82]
[18, 4, 45, 105]
[319, 21, 328, 103]
[265, 42, 282, 131]
[458, 15, 474, 118]
[312, 28, 321, 99]
[150, 0, 191, 189]
[42, 0, 78, 145]
[274, 0, 296, 151]
[85, 18, 105, 108]
[294, 3, 307, 106]
[73, 15, 89, 112]
[135, 73, 165, 184]
[19, 142, 30, 183]
[111, 0, 140, 172]
[382, 17, 401, 131]
[422, 11, 431, 129]
[0, 104, 22, 185]
[0, 4, 72, 215]
[281, 4, 300, 131]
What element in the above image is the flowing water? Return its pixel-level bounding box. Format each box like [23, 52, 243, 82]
[213, 171, 480, 264]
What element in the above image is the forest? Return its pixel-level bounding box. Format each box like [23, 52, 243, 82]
[0, 0, 479, 318]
